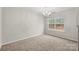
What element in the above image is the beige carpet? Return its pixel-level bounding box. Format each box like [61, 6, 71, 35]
[1, 35, 78, 51]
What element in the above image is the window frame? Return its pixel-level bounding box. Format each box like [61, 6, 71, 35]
[47, 17, 64, 32]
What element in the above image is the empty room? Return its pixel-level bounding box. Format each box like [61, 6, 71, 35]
[0, 7, 79, 51]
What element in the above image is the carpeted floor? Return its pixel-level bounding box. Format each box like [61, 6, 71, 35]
[1, 35, 78, 51]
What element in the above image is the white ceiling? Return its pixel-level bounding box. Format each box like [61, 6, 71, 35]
[30, 7, 72, 12]
[29, 7, 72, 16]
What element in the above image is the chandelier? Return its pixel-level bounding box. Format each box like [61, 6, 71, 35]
[40, 7, 56, 17]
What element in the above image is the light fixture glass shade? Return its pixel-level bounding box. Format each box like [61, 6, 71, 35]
[40, 7, 55, 17]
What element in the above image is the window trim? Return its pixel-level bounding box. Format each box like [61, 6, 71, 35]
[47, 17, 64, 32]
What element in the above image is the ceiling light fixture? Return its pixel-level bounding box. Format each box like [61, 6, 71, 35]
[40, 7, 56, 17]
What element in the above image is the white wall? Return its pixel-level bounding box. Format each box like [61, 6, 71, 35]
[77, 8, 79, 26]
[2, 7, 44, 44]
[76, 8, 79, 50]
[0, 7, 2, 48]
[45, 8, 78, 41]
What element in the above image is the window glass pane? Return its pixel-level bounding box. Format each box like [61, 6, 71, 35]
[48, 17, 64, 32]
[56, 24, 64, 31]
[49, 24, 54, 29]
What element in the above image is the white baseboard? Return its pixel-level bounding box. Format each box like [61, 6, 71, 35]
[46, 33, 78, 42]
[2, 33, 42, 45]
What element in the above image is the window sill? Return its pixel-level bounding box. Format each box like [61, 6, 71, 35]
[48, 29, 64, 32]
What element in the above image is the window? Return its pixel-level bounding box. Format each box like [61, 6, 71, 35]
[48, 17, 64, 32]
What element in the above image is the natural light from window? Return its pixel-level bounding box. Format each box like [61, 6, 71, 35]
[48, 17, 64, 32]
